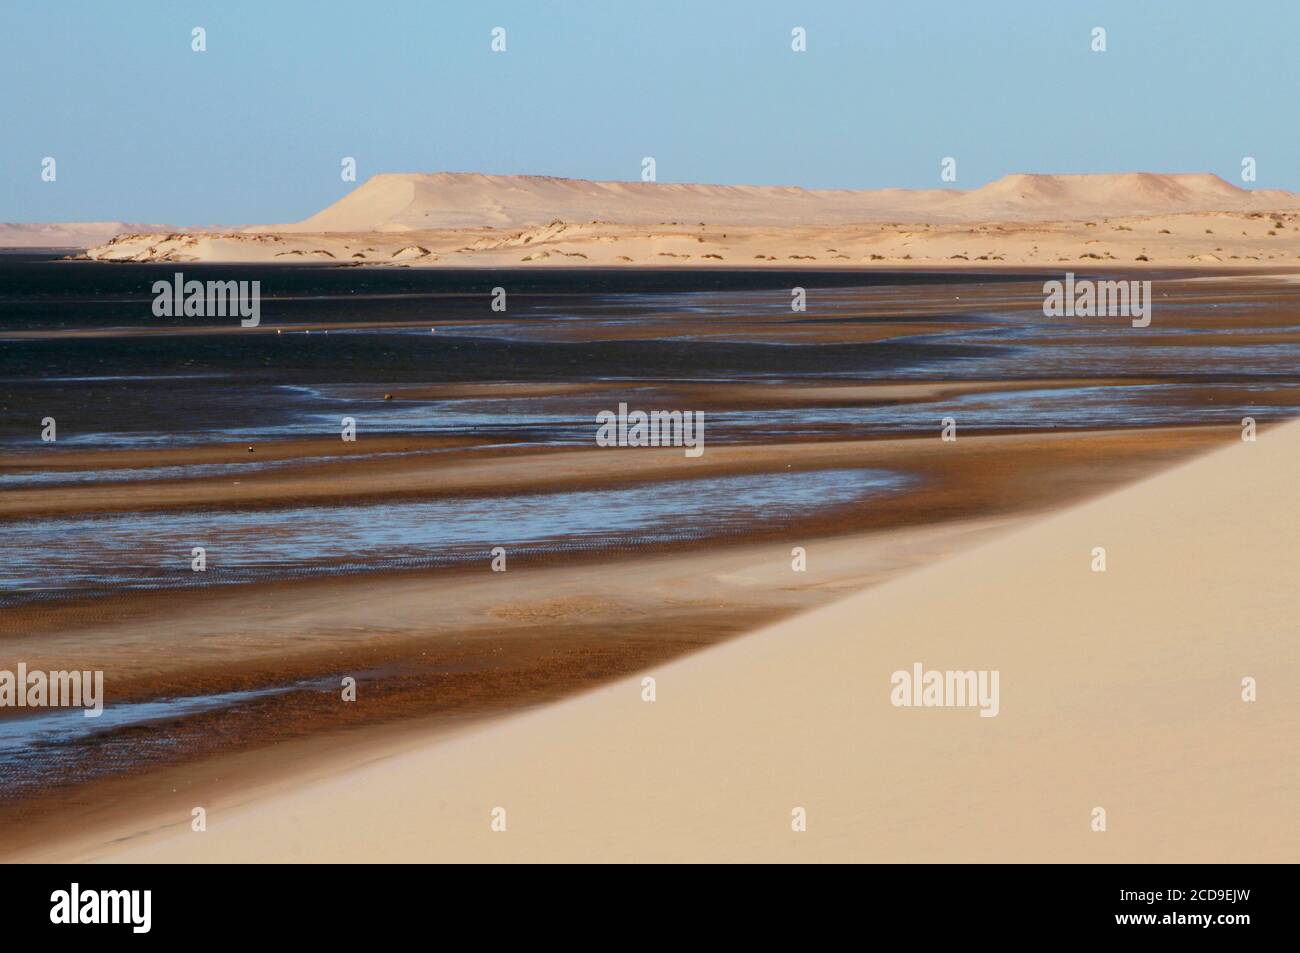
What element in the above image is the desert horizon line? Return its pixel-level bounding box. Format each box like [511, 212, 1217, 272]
[3, 168, 1293, 232]
[326, 167, 1280, 189]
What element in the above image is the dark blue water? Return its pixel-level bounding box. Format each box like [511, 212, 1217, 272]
[3, 256, 1297, 451]
[0, 468, 911, 603]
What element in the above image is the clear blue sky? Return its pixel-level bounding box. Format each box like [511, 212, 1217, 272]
[2, 0, 1295, 223]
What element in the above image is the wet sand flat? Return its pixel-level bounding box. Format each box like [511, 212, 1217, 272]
[0, 425, 1239, 856]
[1, 262, 1296, 861]
[15, 416, 1297, 864]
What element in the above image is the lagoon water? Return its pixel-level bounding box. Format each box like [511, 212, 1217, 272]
[3, 254, 1298, 809]
[0, 468, 911, 603]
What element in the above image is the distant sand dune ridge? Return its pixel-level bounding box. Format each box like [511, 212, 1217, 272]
[0, 221, 169, 249]
[74, 171, 1300, 269]
[269, 171, 1300, 231]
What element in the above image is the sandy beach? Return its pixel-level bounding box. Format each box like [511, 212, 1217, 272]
[14, 415, 1294, 863]
[0, 420, 1231, 855]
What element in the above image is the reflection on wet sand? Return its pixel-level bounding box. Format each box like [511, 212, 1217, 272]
[1, 260, 1297, 855]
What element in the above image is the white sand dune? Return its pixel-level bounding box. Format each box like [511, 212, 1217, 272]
[59, 418, 1298, 863]
[85, 171, 1300, 268]
[13, 174, 1295, 251]
[271, 171, 1300, 232]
